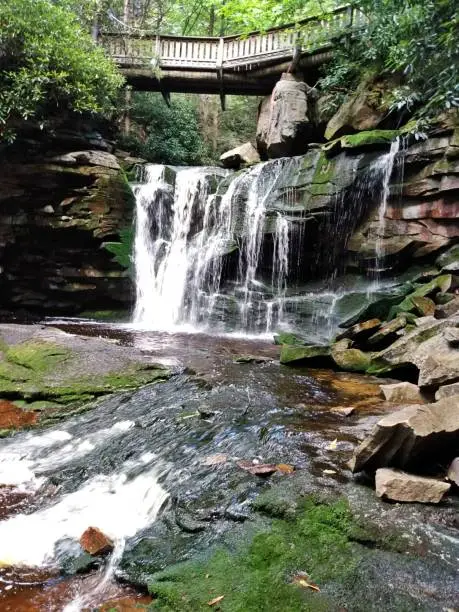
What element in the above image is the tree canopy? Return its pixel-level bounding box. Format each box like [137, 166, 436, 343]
[0, 0, 123, 141]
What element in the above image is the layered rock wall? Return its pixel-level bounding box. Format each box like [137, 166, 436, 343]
[0, 131, 135, 316]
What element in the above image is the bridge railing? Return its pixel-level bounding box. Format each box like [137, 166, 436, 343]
[100, 5, 366, 72]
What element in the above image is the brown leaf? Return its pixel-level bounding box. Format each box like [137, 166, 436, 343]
[276, 463, 295, 474]
[237, 461, 277, 476]
[292, 573, 320, 592]
[208, 595, 224, 606]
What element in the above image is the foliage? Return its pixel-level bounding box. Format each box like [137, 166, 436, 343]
[119, 92, 212, 164]
[319, 0, 459, 120]
[0, 0, 123, 141]
[217, 96, 259, 153]
[103, 227, 134, 271]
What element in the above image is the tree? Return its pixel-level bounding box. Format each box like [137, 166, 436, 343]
[119, 92, 212, 164]
[0, 0, 124, 141]
[320, 0, 459, 120]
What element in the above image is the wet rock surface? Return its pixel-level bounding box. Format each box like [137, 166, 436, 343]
[0, 324, 171, 430]
[0, 323, 457, 611]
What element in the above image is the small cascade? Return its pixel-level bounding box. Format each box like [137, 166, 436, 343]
[237, 160, 287, 329]
[132, 165, 228, 329]
[371, 138, 401, 287]
[132, 165, 171, 324]
[267, 213, 290, 331]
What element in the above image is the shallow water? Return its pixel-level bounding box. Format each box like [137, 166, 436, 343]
[0, 322, 457, 611]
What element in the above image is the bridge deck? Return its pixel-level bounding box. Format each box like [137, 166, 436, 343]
[100, 5, 366, 95]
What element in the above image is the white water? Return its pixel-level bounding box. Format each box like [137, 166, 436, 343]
[0, 417, 168, 589]
[266, 213, 290, 331]
[132, 160, 298, 334]
[0, 421, 134, 490]
[371, 138, 400, 289]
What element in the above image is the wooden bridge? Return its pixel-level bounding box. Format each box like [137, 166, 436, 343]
[100, 5, 366, 99]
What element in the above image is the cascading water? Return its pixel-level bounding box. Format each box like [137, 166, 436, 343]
[130, 144, 405, 338]
[133, 165, 229, 328]
[132, 158, 301, 334]
[370, 138, 400, 289]
[266, 213, 289, 331]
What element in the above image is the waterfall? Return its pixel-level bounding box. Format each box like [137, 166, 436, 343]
[267, 213, 289, 331]
[132, 165, 229, 329]
[371, 138, 400, 286]
[132, 159, 298, 334]
[236, 160, 287, 329]
[130, 147, 403, 336]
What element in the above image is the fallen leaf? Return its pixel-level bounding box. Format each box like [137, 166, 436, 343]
[208, 595, 224, 606]
[327, 438, 338, 450]
[203, 454, 228, 466]
[292, 572, 320, 592]
[237, 461, 277, 476]
[276, 463, 295, 474]
[330, 406, 355, 416]
[322, 469, 337, 475]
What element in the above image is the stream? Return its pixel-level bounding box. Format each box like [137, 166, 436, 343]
[1, 323, 458, 610]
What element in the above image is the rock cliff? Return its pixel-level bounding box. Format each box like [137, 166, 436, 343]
[0, 126, 135, 316]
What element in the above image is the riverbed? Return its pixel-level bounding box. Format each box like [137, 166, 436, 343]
[0, 322, 458, 611]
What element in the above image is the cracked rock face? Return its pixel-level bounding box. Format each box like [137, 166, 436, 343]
[350, 395, 459, 473]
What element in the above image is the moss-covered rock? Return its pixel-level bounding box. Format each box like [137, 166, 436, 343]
[0, 326, 171, 432]
[331, 342, 373, 373]
[280, 345, 331, 365]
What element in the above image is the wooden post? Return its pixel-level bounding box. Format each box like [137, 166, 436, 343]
[123, 86, 132, 135]
[217, 36, 225, 110]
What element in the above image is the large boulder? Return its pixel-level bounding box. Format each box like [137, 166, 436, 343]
[435, 382, 459, 400]
[331, 341, 373, 372]
[349, 395, 459, 473]
[219, 142, 260, 169]
[324, 76, 396, 140]
[279, 344, 331, 365]
[379, 382, 424, 404]
[371, 317, 459, 387]
[256, 73, 313, 159]
[375, 468, 450, 503]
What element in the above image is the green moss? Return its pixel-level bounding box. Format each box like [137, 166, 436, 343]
[331, 345, 373, 372]
[341, 130, 400, 149]
[149, 498, 359, 612]
[251, 489, 298, 520]
[0, 339, 170, 425]
[273, 332, 305, 346]
[6, 341, 70, 373]
[311, 151, 337, 184]
[280, 344, 331, 365]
